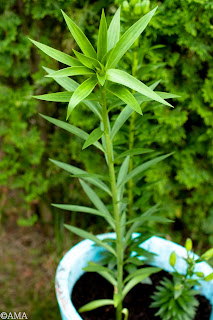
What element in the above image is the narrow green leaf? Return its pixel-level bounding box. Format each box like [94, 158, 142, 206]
[34, 91, 96, 102]
[97, 10, 107, 60]
[110, 81, 161, 140]
[108, 85, 142, 114]
[29, 38, 81, 66]
[39, 114, 104, 152]
[61, 10, 97, 59]
[116, 148, 154, 160]
[124, 267, 161, 284]
[52, 204, 112, 220]
[122, 272, 155, 298]
[106, 8, 157, 68]
[106, 69, 173, 108]
[67, 76, 98, 119]
[97, 73, 106, 86]
[125, 204, 160, 243]
[43, 67, 78, 91]
[111, 106, 133, 140]
[83, 128, 104, 150]
[64, 224, 116, 256]
[46, 66, 94, 78]
[79, 300, 114, 313]
[43, 67, 102, 119]
[125, 215, 173, 226]
[70, 173, 109, 181]
[83, 262, 117, 286]
[98, 271, 117, 286]
[149, 80, 161, 90]
[107, 7, 120, 52]
[34, 92, 73, 102]
[49, 159, 111, 195]
[124, 257, 144, 266]
[117, 156, 130, 213]
[134, 91, 180, 105]
[79, 180, 111, 217]
[73, 50, 103, 70]
[83, 262, 114, 274]
[120, 153, 174, 187]
[117, 156, 130, 188]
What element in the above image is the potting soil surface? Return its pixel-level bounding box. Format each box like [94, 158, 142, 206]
[72, 270, 212, 320]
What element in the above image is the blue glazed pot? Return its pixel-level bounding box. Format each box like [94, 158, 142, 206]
[55, 234, 213, 320]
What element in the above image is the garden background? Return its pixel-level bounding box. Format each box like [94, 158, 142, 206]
[0, 0, 213, 319]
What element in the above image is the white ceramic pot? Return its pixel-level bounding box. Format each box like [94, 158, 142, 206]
[55, 234, 213, 320]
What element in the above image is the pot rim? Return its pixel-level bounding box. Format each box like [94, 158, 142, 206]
[55, 234, 213, 320]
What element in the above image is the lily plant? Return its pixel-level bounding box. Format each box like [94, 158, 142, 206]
[31, 7, 178, 320]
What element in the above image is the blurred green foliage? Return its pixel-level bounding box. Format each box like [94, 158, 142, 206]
[116, 0, 213, 246]
[0, 0, 213, 247]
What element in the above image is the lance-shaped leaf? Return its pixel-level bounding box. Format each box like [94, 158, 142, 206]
[134, 91, 180, 105]
[43, 67, 102, 119]
[122, 271, 157, 299]
[125, 204, 160, 243]
[45, 66, 95, 78]
[70, 173, 109, 181]
[39, 114, 104, 152]
[110, 81, 164, 139]
[49, 159, 111, 195]
[83, 262, 115, 274]
[107, 7, 120, 52]
[83, 262, 117, 286]
[97, 10, 107, 61]
[121, 152, 174, 188]
[108, 85, 142, 114]
[52, 204, 113, 222]
[79, 180, 112, 216]
[83, 128, 104, 150]
[61, 10, 97, 59]
[43, 67, 78, 91]
[120, 153, 174, 187]
[125, 215, 173, 226]
[34, 91, 97, 102]
[79, 300, 114, 313]
[67, 76, 98, 119]
[117, 156, 130, 213]
[149, 79, 161, 90]
[106, 7, 157, 68]
[29, 39, 81, 66]
[124, 267, 161, 284]
[64, 224, 116, 256]
[34, 92, 73, 102]
[115, 148, 154, 160]
[106, 69, 173, 108]
[73, 50, 103, 70]
[117, 156, 130, 188]
[110, 106, 133, 140]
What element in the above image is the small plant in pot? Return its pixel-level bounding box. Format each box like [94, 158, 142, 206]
[31, 6, 213, 320]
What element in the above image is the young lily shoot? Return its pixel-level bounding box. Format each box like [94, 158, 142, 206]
[151, 238, 213, 320]
[31, 7, 178, 320]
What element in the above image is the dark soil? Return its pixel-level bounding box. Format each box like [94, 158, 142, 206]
[72, 270, 212, 320]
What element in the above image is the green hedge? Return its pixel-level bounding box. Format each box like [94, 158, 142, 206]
[1, 0, 212, 247]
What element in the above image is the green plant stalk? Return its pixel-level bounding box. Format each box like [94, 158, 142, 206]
[128, 50, 138, 216]
[101, 87, 123, 320]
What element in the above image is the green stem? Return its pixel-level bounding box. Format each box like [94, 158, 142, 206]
[101, 87, 123, 320]
[128, 50, 138, 216]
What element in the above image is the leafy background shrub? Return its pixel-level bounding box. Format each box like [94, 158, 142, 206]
[0, 0, 212, 245]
